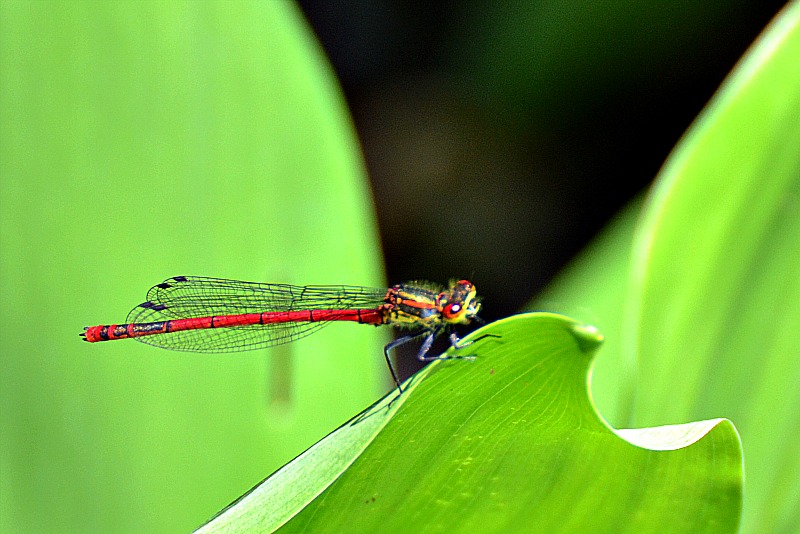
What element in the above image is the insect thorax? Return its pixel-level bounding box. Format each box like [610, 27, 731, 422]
[384, 283, 443, 329]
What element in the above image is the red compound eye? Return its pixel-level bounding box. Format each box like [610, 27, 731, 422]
[443, 302, 462, 319]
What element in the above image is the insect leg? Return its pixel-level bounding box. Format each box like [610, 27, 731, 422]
[449, 332, 502, 350]
[383, 330, 431, 393]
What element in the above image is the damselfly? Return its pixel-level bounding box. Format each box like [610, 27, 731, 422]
[82, 276, 487, 391]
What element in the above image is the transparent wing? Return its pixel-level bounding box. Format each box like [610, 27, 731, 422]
[125, 276, 387, 353]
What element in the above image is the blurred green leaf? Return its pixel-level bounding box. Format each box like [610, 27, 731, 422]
[200, 314, 742, 533]
[0, 2, 384, 533]
[536, 4, 800, 532]
[628, 4, 800, 532]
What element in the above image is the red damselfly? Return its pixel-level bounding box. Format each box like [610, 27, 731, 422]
[82, 276, 487, 392]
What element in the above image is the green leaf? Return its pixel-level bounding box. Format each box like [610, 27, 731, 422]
[536, 4, 800, 532]
[200, 314, 742, 533]
[628, 5, 800, 533]
[534, 197, 642, 427]
[0, 3, 384, 533]
[196, 378, 412, 533]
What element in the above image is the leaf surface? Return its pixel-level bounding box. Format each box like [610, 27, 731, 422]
[200, 314, 742, 533]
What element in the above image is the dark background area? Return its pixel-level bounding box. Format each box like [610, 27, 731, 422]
[297, 2, 787, 332]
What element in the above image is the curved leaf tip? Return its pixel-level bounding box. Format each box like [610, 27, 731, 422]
[569, 322, 605, 353]
[616, 418, 738, 451]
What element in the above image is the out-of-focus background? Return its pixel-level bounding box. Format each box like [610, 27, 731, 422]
[0, 2, 790, 532]
[297, 0, 788, 378]
[301, 0, 785, 313]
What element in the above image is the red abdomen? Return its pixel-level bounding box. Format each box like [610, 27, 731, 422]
[82, 308, 385, 343]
